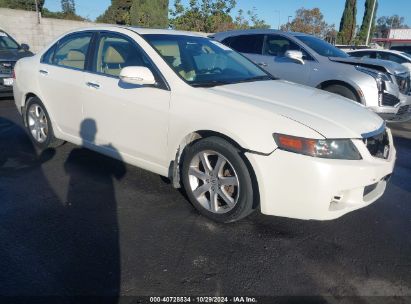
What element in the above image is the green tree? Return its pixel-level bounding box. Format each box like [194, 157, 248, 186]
[61, 0, 75, 15]
[96, 0, 133, 25]
[337, 0, 357, 44]
[280, 8, 334, 38]
[376, 15, 409, 38]
[170, 0, 268, 32]
[0, 0, 45, 11]
[357, 0, 378, 44]
[130, 0, 168, 28]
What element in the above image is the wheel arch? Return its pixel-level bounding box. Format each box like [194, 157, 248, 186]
[316, 80, 363, 103]
[169, 129, 261, 209]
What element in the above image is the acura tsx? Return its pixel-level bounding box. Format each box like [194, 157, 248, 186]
[13, 27, 396, 222]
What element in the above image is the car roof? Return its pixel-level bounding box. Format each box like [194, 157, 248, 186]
[68, 25, 208, 37]
[348, 49, 409, 56]
[211, 29, 309, 39]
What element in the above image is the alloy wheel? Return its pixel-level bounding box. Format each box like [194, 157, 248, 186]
[27, 104, 48, 143]
[188, 150, 240, 214]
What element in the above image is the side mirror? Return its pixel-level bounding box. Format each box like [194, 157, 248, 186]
[284, 50, 305, 65]
[20, 43, 30, 51]
[119, 66, 156, 86]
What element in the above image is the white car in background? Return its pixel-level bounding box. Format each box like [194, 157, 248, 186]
[348, 49, 411, 73]
[13, 26, 396, 222]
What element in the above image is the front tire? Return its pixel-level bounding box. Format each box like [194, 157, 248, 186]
[182, 137, 256, 223]
[24, 97, 63, 149]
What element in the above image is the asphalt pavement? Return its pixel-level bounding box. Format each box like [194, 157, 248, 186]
[0, 98, 410, 302]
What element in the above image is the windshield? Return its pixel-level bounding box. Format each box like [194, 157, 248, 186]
[296, 35, 349, 58]
[143, 34, 272, 87]
[0, 32, 19, 50]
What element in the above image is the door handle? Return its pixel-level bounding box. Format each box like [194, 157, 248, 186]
[39, 69, 49, 76]
[86, 82, 100, 89]
[258, 62, 268, 67]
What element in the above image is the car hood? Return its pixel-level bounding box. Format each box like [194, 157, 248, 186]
[209, 80, 383, 139]
[329, 56, 409, 75]
[0, 48, 33, 61]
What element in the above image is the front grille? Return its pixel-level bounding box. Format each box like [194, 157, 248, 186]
[397, 105, 410, 116]
[395, 73, 411, 95]
[381, 92, 400, 106]
[363, 130, 390, 159]
[0, 61, 14, 75]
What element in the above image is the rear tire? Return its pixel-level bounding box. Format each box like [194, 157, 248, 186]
[323, 84, 359, 102]
[24, 97, 63, 149]
[182, 137, 256, 223]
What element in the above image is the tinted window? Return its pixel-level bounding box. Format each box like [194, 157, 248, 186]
[264, 35, 312, 60]
[0, 32, 19, 50]
[229, 34, 264, 54]
[53, 33, 92, 70]
[94, 33, 153, 77]
[144, 34, 271, 87]
[391, 46, 411, 54]
[376, 52, 407, 64]
[296, 35, 349, 58]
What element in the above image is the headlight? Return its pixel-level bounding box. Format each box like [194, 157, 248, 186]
[273, 134, 362, 160]
[355, 66, 392, 83]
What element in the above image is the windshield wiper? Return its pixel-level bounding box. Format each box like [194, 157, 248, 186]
[236, 75, 274, 83]
[191, 80, 234, 88]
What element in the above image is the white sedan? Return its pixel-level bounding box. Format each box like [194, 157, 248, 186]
[13, 27, 396, 222]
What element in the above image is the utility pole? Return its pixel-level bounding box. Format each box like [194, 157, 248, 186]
[287, 15, 292, 31]
[365, 0, 377, 46]
[34, 0, 41, 24]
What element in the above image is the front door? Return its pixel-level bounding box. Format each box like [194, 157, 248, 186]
[261, 34, 312, 84]
[82, 32, 171, 169]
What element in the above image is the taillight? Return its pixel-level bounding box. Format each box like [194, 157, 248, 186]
[12, 69, 16, 79]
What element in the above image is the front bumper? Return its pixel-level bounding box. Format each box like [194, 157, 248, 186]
[0, 76, 13, 97]
[246, 130, 396, 220]
[370, 94, 411, 123]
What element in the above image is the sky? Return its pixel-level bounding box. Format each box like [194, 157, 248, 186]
[43, 0, 411, 28]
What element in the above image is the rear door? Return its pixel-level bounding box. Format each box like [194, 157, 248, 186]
[38, 32, 93, 138]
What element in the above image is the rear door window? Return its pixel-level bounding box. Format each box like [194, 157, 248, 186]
[53, 33, 93, 70]
[228, 34, 264, 55]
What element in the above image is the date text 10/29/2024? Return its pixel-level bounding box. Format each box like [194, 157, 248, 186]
[149, 297, 258, 303]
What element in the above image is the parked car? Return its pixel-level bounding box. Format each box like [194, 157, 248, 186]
[348, 49, 411, 73]
[0, 30, 32, 98]
[212, 29, 411, 123]
[390, 45, 411, 55]
[13, 26, 396, 222]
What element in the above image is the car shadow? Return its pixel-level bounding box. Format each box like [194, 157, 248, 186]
[0, 116, 124, 302]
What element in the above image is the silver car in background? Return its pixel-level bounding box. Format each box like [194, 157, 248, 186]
[212, 29, 411, 122]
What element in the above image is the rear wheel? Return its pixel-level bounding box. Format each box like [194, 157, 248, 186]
[25, 97, 63, 149]
[182, 137, 256, 223]
[323, 84, 359, 102]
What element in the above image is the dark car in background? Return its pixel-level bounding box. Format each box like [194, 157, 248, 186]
[390, 45, 411, 55]
[0, 30, 33, 98]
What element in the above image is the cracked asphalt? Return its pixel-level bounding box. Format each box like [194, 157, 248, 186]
[0, 98, 410, 302]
